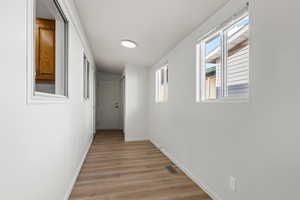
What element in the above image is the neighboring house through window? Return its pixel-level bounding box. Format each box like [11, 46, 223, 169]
[198, 11, 249, 102]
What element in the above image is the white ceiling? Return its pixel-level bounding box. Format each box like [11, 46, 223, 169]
[74, 0, 229, 73]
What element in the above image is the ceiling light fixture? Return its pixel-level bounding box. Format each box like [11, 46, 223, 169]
[121, 40, 137, 48]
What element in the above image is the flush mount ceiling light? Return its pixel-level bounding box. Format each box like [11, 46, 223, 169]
[121, 40, 137, 48]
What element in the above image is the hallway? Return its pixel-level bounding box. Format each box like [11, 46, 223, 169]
[69, 131, 212, 200]
[3, 1, 300, 199]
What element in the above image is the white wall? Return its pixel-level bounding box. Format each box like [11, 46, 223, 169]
[0, 0, 96, 199]
[148, 0, 300, 200]
[96, 72, 122, 130]
[124, 65, 149, 142]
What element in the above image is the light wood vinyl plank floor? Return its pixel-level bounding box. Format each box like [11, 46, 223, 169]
[69, 130, 212, 200]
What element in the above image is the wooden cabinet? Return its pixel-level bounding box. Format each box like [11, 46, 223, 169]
[35, 19, 56, 82]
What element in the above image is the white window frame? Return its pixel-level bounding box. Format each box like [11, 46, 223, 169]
[26, 0, 69, 104]
[83, 54, 90, 100]
[196, 8, 249, 103]
[155, 64, 168, 103]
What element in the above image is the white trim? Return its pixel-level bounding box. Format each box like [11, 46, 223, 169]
[155, 64, 168, 103]
[26, 0, 35, 104]
[26, 0, 96, 105]
[28, 92, 69, 104]
[83, 52, 91, 101]
[34, 92, 66, 99]
[200, 98, 249, 104]
[63, 135, 93, 200]
[196, 41, 201, 102]
[150, 138, 223, 200]
[26, 0, 70, 104]
[125, 138, 149, 142]
[196, 9, 250, 103]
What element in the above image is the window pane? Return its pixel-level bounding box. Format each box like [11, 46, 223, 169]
[225, 16, 249, 97]
[204, 35, 222, 100]
[87, 60, 90, 99]
[35, 0, 68, 96]
[156, 70, 162, 102]
[83, 56, 90, 100]
[155, 65, 168, 103]
[163, 66, 168, 101]
[161, 69, 164, 85]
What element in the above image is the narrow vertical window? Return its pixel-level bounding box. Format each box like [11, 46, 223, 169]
[34, 0, 68, 96]
[83, 54, 90, 100]
[155, 64, 168, 103]
[198, 10, 249, 102]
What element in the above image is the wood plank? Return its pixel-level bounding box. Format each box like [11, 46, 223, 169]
[69, 130, 213, 200]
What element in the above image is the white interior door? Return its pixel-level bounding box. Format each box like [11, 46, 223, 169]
[97, 80, 121, 130]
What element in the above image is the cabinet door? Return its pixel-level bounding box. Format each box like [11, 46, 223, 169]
[35, 19, 55, 82]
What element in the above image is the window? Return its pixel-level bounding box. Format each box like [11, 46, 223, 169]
[83, 54, 90, 100]
[27, 0, 69, 102]
[155, 64, 168, 103]
[197, 11, 249, 102]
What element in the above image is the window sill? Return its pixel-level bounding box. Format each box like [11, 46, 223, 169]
[155, 101, 167, 104]
[198, 97, 249, 104]
[27, 92, 69, 105]
[83, 97, 90, 102]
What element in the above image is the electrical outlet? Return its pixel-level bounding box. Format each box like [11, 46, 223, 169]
[229, 176, 237, 192]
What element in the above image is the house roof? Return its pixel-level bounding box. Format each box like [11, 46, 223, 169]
[206, 24, 249, 63]
[206, 66, 216, 76]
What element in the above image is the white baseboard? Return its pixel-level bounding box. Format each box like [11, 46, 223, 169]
[150, 138, 223, 200]
[63, 135, 93, 200]
[125, 135, 148, 142]
[125, 137, 148, 142]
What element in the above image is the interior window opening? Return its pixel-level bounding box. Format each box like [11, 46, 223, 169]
[35, 0, 68, 96]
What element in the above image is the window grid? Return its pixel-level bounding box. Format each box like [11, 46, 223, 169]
[198, 11, 249, 102]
